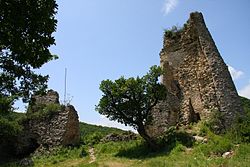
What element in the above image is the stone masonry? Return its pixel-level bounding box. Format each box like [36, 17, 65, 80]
[146, 12, 243, 137]
[16, 90, 80, 155]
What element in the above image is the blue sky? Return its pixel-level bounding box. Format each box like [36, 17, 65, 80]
[16, 0, 250, 130]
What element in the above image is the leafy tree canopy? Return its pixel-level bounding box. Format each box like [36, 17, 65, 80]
[96, 65, 167, 149]
[0, 0, 58, 102]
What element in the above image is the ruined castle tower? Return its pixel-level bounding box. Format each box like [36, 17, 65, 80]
[16, 90, 80, 155]
[146, 12, 243, 137]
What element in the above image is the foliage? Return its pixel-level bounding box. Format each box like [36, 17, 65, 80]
[79, 122, 124, 138]
[164, 25, 183, 38]
[160, 127, 195, 149]
[84, 132, 103, 146]
[26, 103, 62, 120]
[32, 146, 89, 166]
[0, 95, 15, 114]
[0, 117, 22, 142]
[96, 65, 166, 149]
[195, 131, 233, 156]
[0, 111, 25, 163]
[227, 96, 250, 143]
[0, 96, 23, 148]
[207, 109, 226, 134]
[0, 0, 58, 102]
[79, 122, 125, 145]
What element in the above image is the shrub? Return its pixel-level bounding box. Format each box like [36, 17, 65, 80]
[161, 127, 194, 149]
[0, 95, 15, 114]
[27, 103, 62, 120]
[227, 112, 250, 143]
[164, 25, 183, 38]
[196, 132, 233, 156]
[0, 118, 22, 140]
[84, 132, 103, 146]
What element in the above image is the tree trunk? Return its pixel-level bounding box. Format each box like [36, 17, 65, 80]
[137, 125, 159, 151]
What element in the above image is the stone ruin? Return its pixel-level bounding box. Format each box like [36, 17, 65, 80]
[16, 90, 80, 155]
[146, 12, 243, 137]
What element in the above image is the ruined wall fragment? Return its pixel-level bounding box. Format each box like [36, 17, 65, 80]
[147, 12, 243, 136]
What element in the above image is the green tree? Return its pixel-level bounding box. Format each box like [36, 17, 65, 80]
[0, 1, 58, 158]
[0, 0, 58, 102]
[96, 66, 166, 150]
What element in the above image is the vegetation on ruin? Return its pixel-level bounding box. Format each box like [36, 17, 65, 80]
[164, 25, 183, 39]
[26, 103, 63, 120]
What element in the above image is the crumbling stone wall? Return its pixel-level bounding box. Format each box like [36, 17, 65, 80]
[147, 12, 243, 137]
[17, 90, 80, 155]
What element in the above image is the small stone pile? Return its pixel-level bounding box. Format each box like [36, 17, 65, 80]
[101, 132, 137, 142]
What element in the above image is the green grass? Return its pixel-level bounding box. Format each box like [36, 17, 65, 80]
[4, 133, 249, 167]
[3, 141, 250, 167]
[28, 131, 250, 167]
[2, 97, 250, 166]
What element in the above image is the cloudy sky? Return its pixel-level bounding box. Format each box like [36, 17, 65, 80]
[16, 0, 250, 130]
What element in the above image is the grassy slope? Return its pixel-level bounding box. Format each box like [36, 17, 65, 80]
[4, 97, 250, 167]
[31, 137, 250, 167]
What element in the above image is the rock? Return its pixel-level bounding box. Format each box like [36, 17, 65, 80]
[101, 132, 137, 142]
[193, 136, 204, 142]
[222, 151, 233, 158]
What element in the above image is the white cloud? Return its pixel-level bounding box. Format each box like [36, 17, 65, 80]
[228, 65, 244, 80]
[162, 0, 179, 15]
[239, 82, 250, 99]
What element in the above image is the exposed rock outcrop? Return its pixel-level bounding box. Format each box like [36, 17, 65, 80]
[147, 12, 243, 137]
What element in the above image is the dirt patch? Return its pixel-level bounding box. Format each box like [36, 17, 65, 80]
[99, 161, 131, 167]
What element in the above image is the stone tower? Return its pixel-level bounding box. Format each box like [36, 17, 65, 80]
[146, 12, 243, 137]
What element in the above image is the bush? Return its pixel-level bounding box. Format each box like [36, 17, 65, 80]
[227, 112, 250, 143]
[0, 118, 22, 140]
[160, 127, 194, 149]
[27, 103, 62, 120]
[0, 95, 15, 114]
[164, 25, 183, 38]
[84, 132, 103, 146]
[207, 109, 226, 134]
[196, 132, 233, 156]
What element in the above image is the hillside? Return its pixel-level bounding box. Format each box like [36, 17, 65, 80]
[2, 96, 249, 167]
[79, 122, 126, 138]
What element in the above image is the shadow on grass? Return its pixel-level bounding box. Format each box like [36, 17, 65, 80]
[115, 131, 194, 159]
